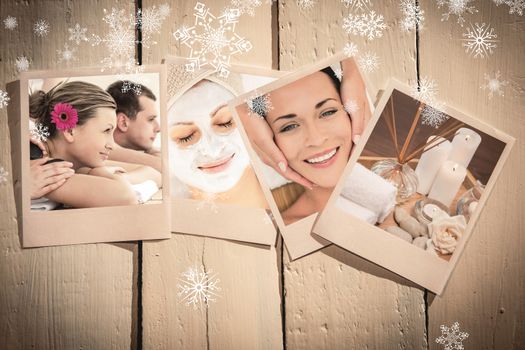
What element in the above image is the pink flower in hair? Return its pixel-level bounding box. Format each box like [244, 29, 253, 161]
[51, 103, 78, 130]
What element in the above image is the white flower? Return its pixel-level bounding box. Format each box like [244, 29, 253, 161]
[428, 214, 467, 254]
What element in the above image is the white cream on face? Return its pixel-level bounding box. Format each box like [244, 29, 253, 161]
[168, 80, 250, 194]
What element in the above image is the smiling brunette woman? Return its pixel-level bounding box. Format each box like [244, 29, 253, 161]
[29, 81, 161, 209]
[257, 67, 355, 224]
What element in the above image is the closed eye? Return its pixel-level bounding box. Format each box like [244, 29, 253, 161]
[178, 132, 195, 144]
[217, 120, 233, 128]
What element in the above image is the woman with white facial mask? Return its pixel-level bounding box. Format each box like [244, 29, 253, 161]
[168, 79, 267, 208]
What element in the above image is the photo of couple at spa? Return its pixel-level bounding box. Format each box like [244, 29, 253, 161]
[235, 57, 395, 227]
[29, 75, 163, 211]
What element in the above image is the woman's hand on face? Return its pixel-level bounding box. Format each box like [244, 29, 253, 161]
[30, 158, 74, 199]
[238, 104, 313, 189]
[340, 58, 372, 146]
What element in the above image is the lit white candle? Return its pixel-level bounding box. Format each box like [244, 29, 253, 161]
[428, 160, 467, 207]
[415, 136, 452, 195]
[448, 128, 481, 168]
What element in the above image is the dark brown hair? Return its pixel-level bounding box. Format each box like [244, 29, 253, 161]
[106, 80, 156, 120]
[30, 81, 117, 139]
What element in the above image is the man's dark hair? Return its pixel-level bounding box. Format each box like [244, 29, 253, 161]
[106, 81, 157, 120]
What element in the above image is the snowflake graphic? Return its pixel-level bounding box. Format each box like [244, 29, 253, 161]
[121, 80, 143, 95]
[3, 16, 18, 30]
[505, 0, 525, 15]
[437, 0, 477, 26]
[190, 189, 230, 213]
[173, 3, 252, 78]
[68, 23, 88, 45]
[298, 0, 316, 10]
[462, 22, 498, 58]
[480, 71, 509, 98]
[231, 0, 263, 16]
[246, 90, 273, 118]
[136, 4, 170, 35]
[30, 122, 50, 142]
[344, 99, 360, 115]
[342, 11, 386, 40]
[411, 76, 438, 104]
[341, 0, 373, 12]
[435, 322, 469, 350]
[0, 166, 9, 185]
[343, 42, 359, 57]
[177, 266, 221, 309]
[0, 89, 10, 109]
[33, 19, 50, 37]
[57, 43, 77, 64]
[400, 0, 425, 32]
[421, 103, 449, 128]
[15, 56, 30, 72]
[357, 51, 380, 73]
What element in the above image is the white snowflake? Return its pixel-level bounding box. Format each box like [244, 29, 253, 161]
[333, 66, 343, 80]
[121, 80, 143, 95]
[421, 103, 449, 128]
[462, 22, 498, 58]
[159, 3, 172, 18]
[57, 43, 77, 64]
[341, 0, 373, 12]
[435, 322, 469, 350]
[177, 266, 221, 309]
[3, 16, 18, 30]
[492, 0, 507, 4]
[357, 51, 380, 73]
[343, 42, 359, 57]
[137, 5, 170, 35]
[68, 23, 88, 45]
[344, 99, 360, 115]
[15, 56, 30, 72]
[437, 0, 477, 26]
[342, 11, 386, 40]
[30, 122, 50, 142]
[505, 0, 525, 15]
[480, 71, 509, 98]
[246, 90, 273, 118]
[231, 0, 263, 16]
[33, 19, 50, 37]
[400, 0, 425, 32]
[298, 0, 316, 10]
[0, 89, 10, 109]
[411, 76, 438, 103]
[173, 3, 252, 78]
[0, 166, 9, 185]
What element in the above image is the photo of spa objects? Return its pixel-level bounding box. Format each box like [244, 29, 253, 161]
[166, 58, 282, 245]
[231, 54, 373, 259]
[313, 80, 514, 294]
[7, 67, 171, 247]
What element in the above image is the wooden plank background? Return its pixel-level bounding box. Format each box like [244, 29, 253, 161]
[1, 1, 523, 349]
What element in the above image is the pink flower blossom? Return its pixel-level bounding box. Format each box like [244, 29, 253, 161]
[51, 103, 78, 130]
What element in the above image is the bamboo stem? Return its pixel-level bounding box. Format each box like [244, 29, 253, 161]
[399, 102, 424, 163]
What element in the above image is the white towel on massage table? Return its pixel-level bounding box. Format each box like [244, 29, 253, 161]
[340, 162, 397, 223]
[132, 180, 159, 204]
[31, 197, 60, 211]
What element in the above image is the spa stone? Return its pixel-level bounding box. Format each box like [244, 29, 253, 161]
[413, 236, 428, 249]
[386, 226, 413, 243]
[394, 207, 427, 238]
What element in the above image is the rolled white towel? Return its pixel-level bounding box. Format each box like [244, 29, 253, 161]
[340, 162, 397, 223]
[335, 196, 378, 225]
[31, 197, 59, 211]
[132, 180, 159, 204]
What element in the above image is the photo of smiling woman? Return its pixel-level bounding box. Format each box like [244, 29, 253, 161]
[168, 79, 267, 208]
[29, 80, 162, 210]
[237, 58, 372, 225]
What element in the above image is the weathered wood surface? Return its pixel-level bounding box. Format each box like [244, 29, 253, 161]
[141, 1, 283, 350]
[419, 1, 525, 349]
[0, 1, 137, 350]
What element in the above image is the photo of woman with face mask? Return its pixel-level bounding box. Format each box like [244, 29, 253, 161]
[238, 59, 371, 225]
[168, 79, 267, 208]
[29, 81, 162, 210]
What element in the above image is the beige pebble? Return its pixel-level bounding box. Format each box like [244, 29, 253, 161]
[394, 207, 427, 238]
[413, 236, 427, 249]
[386, 226, 413, 243]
